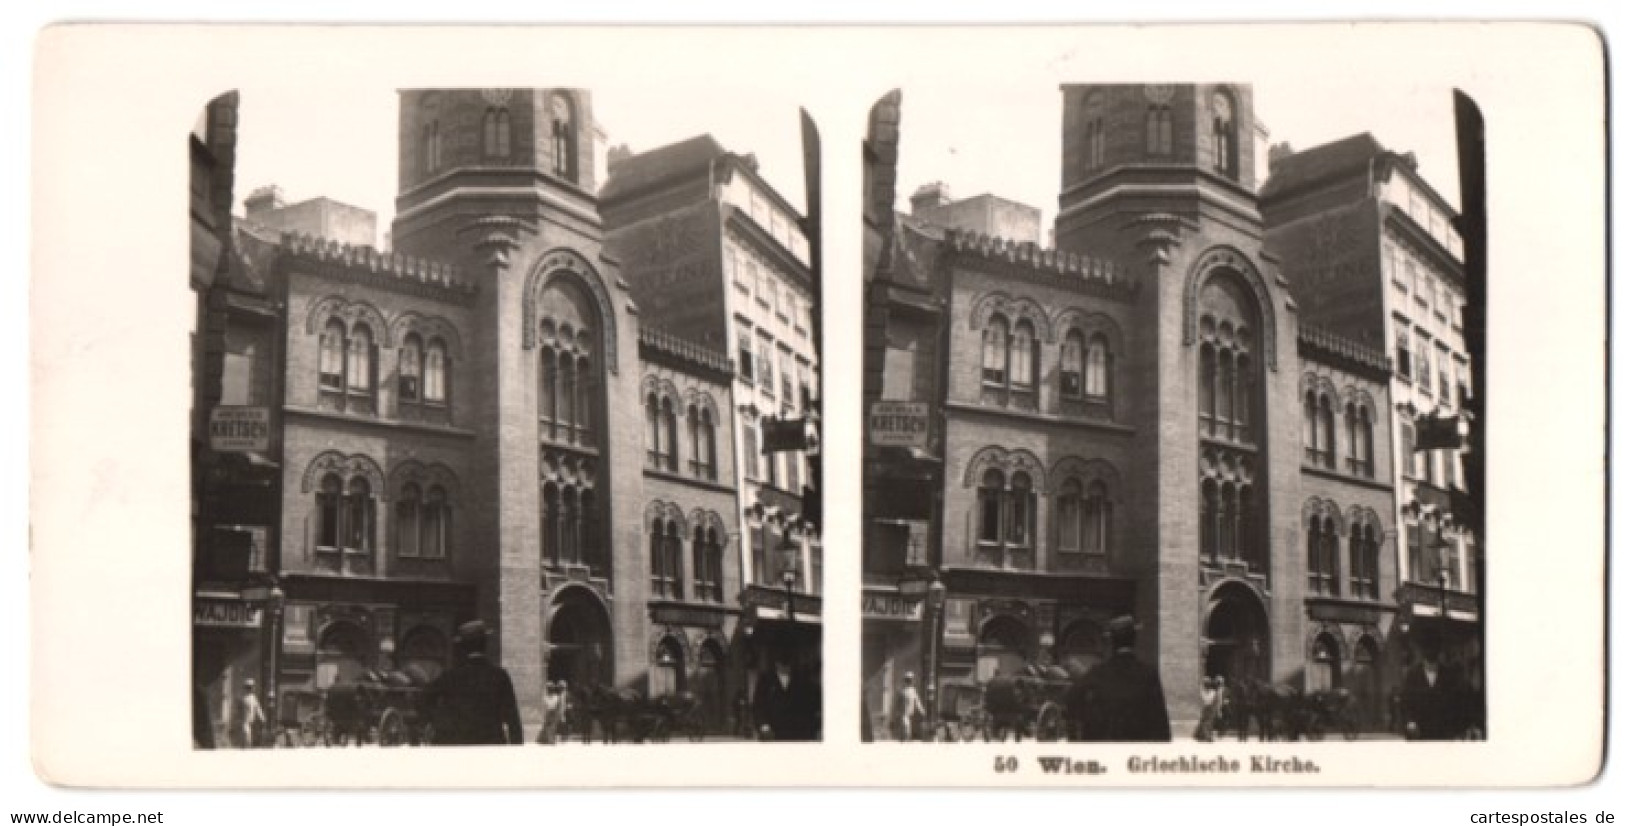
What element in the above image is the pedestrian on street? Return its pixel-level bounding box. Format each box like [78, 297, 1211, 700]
[752, 650, 819, 742]
[237, 678, 267, 749]
[1401, 630, 1467, 740]
[1194, 677, 1219, 742]
[425, 620, 525, 745]
[1066, 616, 1172, 742]
[896, 672, 926, 741]
[538, 682, 564, 744]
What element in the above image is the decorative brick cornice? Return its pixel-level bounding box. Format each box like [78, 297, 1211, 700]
[280, 232, 477, 305]
[1299, 324, 1392, 380]
[638, 325, 734, 379]
[943, 228, 1137, 301]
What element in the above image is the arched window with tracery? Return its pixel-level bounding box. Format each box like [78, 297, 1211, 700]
[1085, 334, 1110, 398]
[1197, 267, 1267, 579]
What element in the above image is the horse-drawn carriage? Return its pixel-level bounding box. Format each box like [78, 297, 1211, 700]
[1219, 681, 1360, 741]
[566, 685, 708, 744]
[292, 671, 435, 747]
[934, 671, 1072, 743]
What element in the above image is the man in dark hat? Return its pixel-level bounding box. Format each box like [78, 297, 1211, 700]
[752, 649, 819, 741]
[1401, 628, 1466, 740]
[424, 620, 525, 745]
[1066, 616, 1172, 742]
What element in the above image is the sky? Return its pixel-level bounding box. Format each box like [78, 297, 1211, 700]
[891, 80, 1463, 235]
[232, 85, 810, 248]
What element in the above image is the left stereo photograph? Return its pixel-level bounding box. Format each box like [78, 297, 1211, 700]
[189, 87, 825, 749]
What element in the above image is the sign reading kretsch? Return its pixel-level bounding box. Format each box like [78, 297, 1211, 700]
[869, 401, 930, 448]
[209, 406, 270, 452]
[861, 588, 924, 622]
[194, 598, 263, 629]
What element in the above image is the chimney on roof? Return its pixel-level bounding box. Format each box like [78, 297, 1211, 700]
[910, 181, 951, 214]
[244, 185, 284, 219]
[606, 143, 633, 177]
[1268, 142, 1294, 172]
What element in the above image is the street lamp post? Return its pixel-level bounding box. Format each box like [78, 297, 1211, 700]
[898, 569, 946, 737]
[779, 543, 799, 623]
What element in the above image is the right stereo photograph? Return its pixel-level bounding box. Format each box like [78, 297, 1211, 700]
[859, 83, 1485, 745]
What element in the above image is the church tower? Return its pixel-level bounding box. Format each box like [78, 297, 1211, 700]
[1054, 84, 1262, 256]
[388, 89, 647, 726]
[1052, 84, 1305, 731]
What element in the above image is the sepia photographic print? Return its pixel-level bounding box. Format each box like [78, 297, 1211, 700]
[188, 85, 824, 748]
[860, 81, 1488, 746]
[28, 24, 1605, 791]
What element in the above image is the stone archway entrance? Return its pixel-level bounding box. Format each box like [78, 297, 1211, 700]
[1203, 582, 1270, 684]
[546, 587, 613, 689]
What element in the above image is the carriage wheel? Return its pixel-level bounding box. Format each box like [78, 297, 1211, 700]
[377, 709, 407, 747]
[1035, 703, 1064, 742]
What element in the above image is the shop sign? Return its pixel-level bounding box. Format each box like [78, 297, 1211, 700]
[861, 589, 923, 622]
[194, 598, 262, 628]
[869, 401, 929, 448]
[209, 406, 270, 452]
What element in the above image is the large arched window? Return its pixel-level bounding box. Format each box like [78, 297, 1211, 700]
[550, 93, 577, 181]
[1197, 271, 1266, 578]
[579, 489, 598, 569]
[1212, 91, 1238, 179]
[540, 348, 558, 437]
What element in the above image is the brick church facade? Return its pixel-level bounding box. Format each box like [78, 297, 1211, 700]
[863, 84, 1444, 737]
[194, 89, 815, 741]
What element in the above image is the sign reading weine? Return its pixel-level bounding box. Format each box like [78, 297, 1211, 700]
[869, 401, 929, 448]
